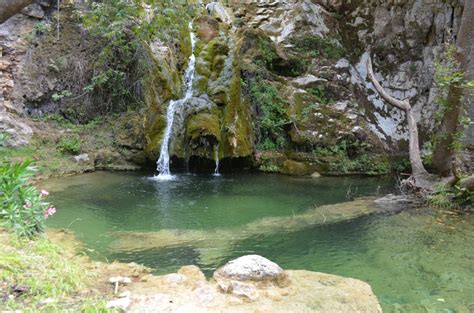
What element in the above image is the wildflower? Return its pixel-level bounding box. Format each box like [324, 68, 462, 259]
[44, 206, 57, 219]
[41, 190, 49, 197]
[23, 203, 32, 209]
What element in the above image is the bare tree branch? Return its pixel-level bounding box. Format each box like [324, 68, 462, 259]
[366, 53, 430, 183]
[366, 56, 411, 112]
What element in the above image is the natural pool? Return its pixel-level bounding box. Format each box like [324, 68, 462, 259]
[43, 171, 474, 312]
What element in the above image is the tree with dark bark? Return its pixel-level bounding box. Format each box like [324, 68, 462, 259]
[0, 0, 36, 23]
[432, 1, 474, 177]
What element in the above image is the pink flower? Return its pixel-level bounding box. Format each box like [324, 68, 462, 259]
[44, 206, 57, 219]
[41, 190, 49, 197]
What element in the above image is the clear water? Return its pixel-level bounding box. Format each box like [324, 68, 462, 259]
[43, 172, 474, 312]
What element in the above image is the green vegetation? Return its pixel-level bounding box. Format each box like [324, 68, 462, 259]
[433, 43, 473, 154]
[289, 34, 345, 60]
[253, 32, 306, 77]
[428, 182, 473, 210]
[79, 0, 195, 116]
[0, 229, 110, 311]
[0, 161, 54, 237]
[52, 90, 73, 102]
[248, 79, 289, 150]
[313, 140, 391, 175]
[58, 135, 82, 155]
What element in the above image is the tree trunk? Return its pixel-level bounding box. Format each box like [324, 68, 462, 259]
[432, 85, 463, 176]
[433, 1, 474, 175]
[366, 56, 429, 182]
[0, 0, 35, 24]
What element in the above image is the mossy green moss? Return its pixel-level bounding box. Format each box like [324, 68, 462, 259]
[141, 42, 182, 159]
[221, 58, 254, 158]
[281, 159, 314, 176]
[186, 112, 221, 141]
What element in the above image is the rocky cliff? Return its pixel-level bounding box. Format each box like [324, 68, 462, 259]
[1, 0, 470, 176]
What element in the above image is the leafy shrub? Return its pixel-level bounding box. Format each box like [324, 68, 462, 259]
[52, 90, 73, 102]
[433, 43, 474, 153]
[313, 140, 390, 175]
[428, 182, 473, 210]
[289, 35, 345, 60]
[80, 0, 196, 115]
[249, 79, 289, 150]
[0, 161, 55, 237]
[58, 135, 81, 154]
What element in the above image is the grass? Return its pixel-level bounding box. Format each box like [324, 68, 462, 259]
[0, 229, 111, 311]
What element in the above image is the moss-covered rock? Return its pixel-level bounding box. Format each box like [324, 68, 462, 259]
[142, 40, 182, 160]
[186, 112, 220, 141]
[195, 16, 220, 44]
[281, 159, 314, 176]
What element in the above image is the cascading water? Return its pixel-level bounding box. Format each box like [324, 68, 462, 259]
[213, 145, 220, 176]
[154, 21, 197, 180]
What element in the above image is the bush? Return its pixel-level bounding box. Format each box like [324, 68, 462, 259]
[80, 0, 196, 116]
[249, 79, 289, 150]
[289, 35, 345, 60]
[0, 160, 55, 237]
[57, 135, 81, 154]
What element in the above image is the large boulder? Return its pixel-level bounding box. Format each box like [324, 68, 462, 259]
[214, 254, 286, 284]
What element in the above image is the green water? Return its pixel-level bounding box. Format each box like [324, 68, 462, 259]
[43, 172, 474, 312]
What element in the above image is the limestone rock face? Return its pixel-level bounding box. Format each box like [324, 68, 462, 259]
[0, 113, 32, 147]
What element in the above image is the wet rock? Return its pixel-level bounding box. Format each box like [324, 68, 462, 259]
[311, 171, 321, 178]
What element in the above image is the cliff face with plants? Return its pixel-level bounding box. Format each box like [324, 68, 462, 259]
[1, 0, 470, 176]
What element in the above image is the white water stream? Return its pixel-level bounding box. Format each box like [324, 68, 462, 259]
[155, 21, 197, 180]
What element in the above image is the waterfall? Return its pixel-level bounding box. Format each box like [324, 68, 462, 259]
[213, 144, 221, 176]
[155, 21, 197, 180]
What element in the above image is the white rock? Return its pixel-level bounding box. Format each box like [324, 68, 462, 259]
[73, 153, 89, 163]
[106, 297, 131, 310]
[213, 255, 284, 282]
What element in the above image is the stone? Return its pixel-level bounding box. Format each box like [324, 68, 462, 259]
[163, 273, 187, 286]
[311, 171, 321, 178]
[217, 280, 259, 301]
[281, 159, 313, 176]
[291, 74, 327, 88]
[178, 265, 206, 282]
[0, 114, 33, 147]
[73, 153, 89, 163]
[21, 4, 45, 19]
[106, 297, 131, 310]
[213, 255, 286, 284]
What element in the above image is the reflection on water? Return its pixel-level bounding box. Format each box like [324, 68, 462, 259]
[43, 172, 474, 312]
